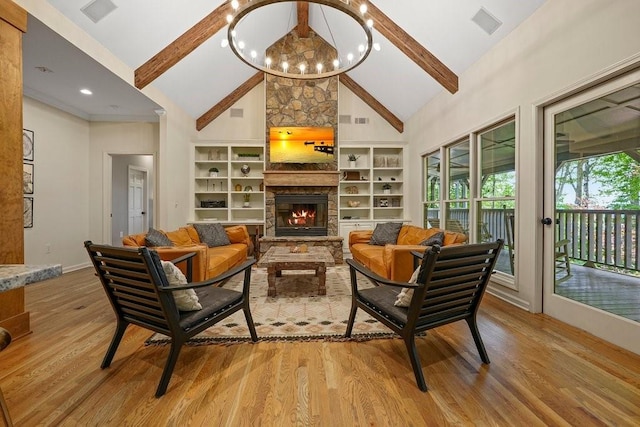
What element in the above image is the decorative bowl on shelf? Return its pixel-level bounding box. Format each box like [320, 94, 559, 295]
[347, 200, 361, 207]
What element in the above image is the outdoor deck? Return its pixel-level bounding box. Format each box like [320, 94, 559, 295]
[554, 263, 640, 322]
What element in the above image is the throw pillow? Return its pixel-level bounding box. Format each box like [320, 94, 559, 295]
[369, 222, 403, 246]
[193, 223, 231, 247]
[394, 265, 421, 307]
[160, 260, 202, 311]
[145, 227, 173, 247]
[419, 231, 444, 247]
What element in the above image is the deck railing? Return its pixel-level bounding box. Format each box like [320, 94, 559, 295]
[424, 207, 640, 272]
[557, 209, 639, 271]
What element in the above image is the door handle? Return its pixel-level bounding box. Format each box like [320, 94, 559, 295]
[141, 211, 146, 215]
[541, 217, 552, 225]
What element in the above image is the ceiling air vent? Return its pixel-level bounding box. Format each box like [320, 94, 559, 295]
[230, 108, 244, 118]
[81, 0, 117, 24]
[339, 115, 351, 124]
[354, 117, 369, 125]
[471, 7, 502, 35]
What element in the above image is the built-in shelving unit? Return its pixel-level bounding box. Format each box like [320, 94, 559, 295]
[192, 142, 265, 224]
[338, 144, 407, 248]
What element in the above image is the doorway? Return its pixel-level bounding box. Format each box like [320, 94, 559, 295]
[108, 154, 154, 245]
[128, 166, 148, 236]
[543, 69, 640, 354]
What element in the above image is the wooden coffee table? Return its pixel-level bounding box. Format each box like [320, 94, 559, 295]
[256, 246, 336, 297]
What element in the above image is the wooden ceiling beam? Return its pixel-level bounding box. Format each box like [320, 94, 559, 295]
[339, 74, 403, 133]
[196, 72, 264, 131]
[352, 0, 458, 94]
[135, 2, 233, 89]
[296, 2, 310, 37]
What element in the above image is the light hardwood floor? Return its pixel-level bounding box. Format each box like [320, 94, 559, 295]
[0, 267, 639, 426]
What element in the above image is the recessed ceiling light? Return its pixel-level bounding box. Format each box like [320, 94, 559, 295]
[80, 88, 93, 95]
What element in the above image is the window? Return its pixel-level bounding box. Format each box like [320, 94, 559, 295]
[445, 139, 470, 237]
[422, 118, 516, 278]
[423, 152, 440, 228]
[477, 120, 516, 275]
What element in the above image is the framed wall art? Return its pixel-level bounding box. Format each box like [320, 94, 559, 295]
[23, 163, 34, 194]
[24, 197, 33, 228]
[23, 129, 34, 161]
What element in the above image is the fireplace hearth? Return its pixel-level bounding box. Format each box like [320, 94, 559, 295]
[275, 194, 328, 236]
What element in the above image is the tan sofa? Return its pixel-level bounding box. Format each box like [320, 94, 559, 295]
[122, 224, 253, 283]
[348, 224, 467, 282]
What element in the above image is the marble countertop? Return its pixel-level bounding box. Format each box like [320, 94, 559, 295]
[0, 264, 63, 292]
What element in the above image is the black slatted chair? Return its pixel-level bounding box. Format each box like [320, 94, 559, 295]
[345, 240, 503, 391]
[84, 241, 258, 397]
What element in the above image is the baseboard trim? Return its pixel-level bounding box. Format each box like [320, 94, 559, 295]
[486, 285, 531, 311]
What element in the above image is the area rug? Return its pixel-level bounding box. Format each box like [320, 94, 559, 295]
[146, 265, 400, 346]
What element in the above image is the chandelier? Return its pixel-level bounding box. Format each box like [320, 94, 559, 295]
[225, 0, 375, 79]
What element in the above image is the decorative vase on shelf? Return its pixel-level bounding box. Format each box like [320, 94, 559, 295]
[240, 164, 251, 177]
[349, 161, 356, 168]
[208, 149, 220, 160]
[383, 189, 391, 194]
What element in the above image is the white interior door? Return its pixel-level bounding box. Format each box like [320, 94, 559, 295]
[128, 166, 148, 235]
[543, 69, 640, 355]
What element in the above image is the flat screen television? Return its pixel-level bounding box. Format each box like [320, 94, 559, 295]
[269, 126, 335, 163]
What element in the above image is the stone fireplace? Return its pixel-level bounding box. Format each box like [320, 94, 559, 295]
[258, 29, 344, 263]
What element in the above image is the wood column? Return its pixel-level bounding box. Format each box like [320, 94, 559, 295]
[0, 0, 29, 338]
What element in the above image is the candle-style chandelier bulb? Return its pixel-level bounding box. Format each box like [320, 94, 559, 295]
[226, 0, 373, 80]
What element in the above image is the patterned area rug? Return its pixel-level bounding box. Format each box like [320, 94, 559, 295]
[146, 265, 399, 345]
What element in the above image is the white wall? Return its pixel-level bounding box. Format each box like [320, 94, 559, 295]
[338, 84, 405, 143]
[89, 121, 158, 246]
[23, 97, 90, 271]
[405, 0, 640, 309]
[197, 84, 266, 141]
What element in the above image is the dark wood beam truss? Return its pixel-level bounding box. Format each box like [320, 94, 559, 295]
[339, 74, 403, 133]
[352, 0, 458, 94]
[134, 2, 233, 89]
[296, 2, 310, 37]
[196, 72, 264, 131]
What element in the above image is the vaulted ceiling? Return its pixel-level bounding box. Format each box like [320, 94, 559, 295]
[23, 0, 547, 128]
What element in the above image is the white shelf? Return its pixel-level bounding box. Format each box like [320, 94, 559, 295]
[192, 143, 265, 224]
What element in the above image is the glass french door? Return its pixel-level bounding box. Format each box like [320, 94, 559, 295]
[543, 69, 640, 355]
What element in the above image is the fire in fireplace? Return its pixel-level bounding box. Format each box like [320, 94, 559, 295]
[275, 194, 328, 236]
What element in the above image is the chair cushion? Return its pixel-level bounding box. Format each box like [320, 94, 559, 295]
[179, 287, 243, 330]
[160, 261, 202, 311]
[369, 222, 403, 246]
[358, 286, 408, 326]
[193, 223, 231, 247]
[146, 228, 173, 247]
